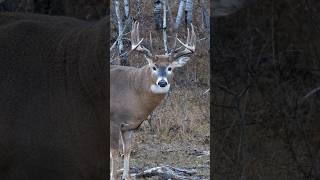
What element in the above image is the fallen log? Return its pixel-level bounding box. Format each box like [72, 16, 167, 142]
[131, 165, 198, 179]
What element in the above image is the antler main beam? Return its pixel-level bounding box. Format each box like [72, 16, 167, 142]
[130, 21, 153, 57]
[172, 23, 196, 59]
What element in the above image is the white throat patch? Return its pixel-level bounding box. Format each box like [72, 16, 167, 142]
[150, 84, 170, 94]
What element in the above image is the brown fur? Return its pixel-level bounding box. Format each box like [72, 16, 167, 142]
[110, 64, 165, 149]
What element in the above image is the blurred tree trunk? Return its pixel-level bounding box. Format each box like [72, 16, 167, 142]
[200, 0, 209, 31]
[153, 0, 162, 30]
[26, 0, 34, 12]
[213, 0, 256, 16]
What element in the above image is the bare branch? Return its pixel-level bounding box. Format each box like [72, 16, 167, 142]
[300, 85, 320, 104]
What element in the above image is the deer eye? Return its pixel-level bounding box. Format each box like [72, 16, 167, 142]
[168, 67, 172, 71]
[152, 66, 157, 71]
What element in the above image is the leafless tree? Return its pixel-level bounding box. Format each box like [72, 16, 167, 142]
[185, 0, 193, 25]
[124, 0, 130, 20]
[136, 0, 141, 17]
[162, 0, 169, 54]
[175, 0, 185, 29]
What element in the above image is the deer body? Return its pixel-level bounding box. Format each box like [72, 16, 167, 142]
[110, 64, 166, 135]
[110, 64, 166, 179]
[110, 21, 196, 180]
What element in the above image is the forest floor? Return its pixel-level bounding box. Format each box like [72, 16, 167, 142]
[129, 86, 210, 179]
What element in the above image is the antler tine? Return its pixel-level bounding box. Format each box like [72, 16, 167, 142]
[131, 21, 144, 51]
[130, 21, 153, 57]
[149, 32, 154, 54]
[173, 23, 196, 59]
[191, 23, 196, 46]
[169, 33, 178, 60]
[176, 23, 196, 53]
[186, 26, 190, 44]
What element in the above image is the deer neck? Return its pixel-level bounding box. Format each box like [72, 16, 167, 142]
[132, 65, 166, 112]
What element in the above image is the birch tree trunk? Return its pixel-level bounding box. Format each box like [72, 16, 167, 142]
[185, 0, 193, 25]
[115, 0, 123, 53]
[124, 0, 130, 20]
[175, 0, 185, 30]
[153, 0, 162, 30]
[114, 0, 129, 65]
[162, 0, 169, 54]
[136, 0, 141, 18]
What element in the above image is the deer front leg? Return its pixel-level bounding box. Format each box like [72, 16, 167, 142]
[120, 130, 133, 180]
[110, 149, 116, 180]
[110, 148, 123, 180]
[110, 125, 122, 180]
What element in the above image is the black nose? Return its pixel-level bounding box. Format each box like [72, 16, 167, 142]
[158, 80, 167, 87]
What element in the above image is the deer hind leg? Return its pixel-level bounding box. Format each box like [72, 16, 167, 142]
[120, 130, 133, 180]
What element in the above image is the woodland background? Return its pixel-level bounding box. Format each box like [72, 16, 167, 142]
[213, 0, 320, 179]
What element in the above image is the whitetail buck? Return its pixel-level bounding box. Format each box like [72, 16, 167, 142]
[110, 21, 196, 179]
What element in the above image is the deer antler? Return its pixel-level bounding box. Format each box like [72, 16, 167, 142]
[130, 21, 153, 57]
[172, 23, 196, 59]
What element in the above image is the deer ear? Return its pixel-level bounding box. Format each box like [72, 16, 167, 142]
[171, 57, 190, 68]
[144, 55, 153, 65]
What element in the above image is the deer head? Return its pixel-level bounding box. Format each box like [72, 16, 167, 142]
[130, 21, 196, 94]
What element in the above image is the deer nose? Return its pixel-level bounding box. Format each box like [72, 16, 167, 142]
[158, 80, 167, 87]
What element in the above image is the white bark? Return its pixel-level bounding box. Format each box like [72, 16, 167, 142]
[124, 0, 130, 20]
[114, 0, 129, 65]
[114, 0, 123, 54]
[162, 0, 169, 54]
[185, 0, 193, 25]
[175, 0, 185, 30]
[136, 0, 141, 16]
